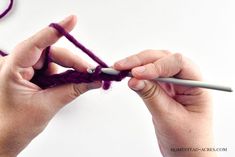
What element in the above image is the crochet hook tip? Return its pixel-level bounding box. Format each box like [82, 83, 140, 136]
[87, 67, 132, 76]
[87, 68, 95, 74]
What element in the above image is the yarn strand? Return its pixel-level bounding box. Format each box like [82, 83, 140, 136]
[0, 1, 129, 90]
[0, 0, 14, 19]
[49, 23, 109, 68]
[31, 23, 129, 89]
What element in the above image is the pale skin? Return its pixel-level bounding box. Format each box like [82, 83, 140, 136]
[0, 15, 216, 157]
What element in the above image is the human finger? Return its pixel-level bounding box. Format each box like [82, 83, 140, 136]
[11, 15, 77, 68]
[114, 50, 170, 70]
[49, 47, 92, 72]
[131, 53, 202, 81]
[41, 82, 102, 112]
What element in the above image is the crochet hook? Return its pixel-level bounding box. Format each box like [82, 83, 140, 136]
[87, 68, 233, 92]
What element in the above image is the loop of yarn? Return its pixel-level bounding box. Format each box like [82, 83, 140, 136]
[0, 1, 129, 90]
[0, 0, 14, 19]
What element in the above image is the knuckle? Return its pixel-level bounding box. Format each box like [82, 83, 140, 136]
[153, 63, 162, 76]
[18, 39, 28, 47]
[141, 83, 161, 100]
[139, 49, 172, 62]
[160, 50, 172, 55]
[14, 39, 31, 52]
[70, 59, 77, 70]
[139, 49, 161, 57]
[139, 49, 155, 55]
[70, 84, 83, 99]
[173, 53, 183, 66]
[146, 63, 158, 78]
[27, 36, 40, 49]
[130, 55, 142, 66]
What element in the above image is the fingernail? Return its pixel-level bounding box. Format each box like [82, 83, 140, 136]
[134, 66, 146, 73]
[87, 64, 96, 71]
[116, 58, 128, 67]
[86, 64, 97, 74]
[63, 15, 74, 22]
[88, 81, 102, 89]
[131, 80, 145, 91]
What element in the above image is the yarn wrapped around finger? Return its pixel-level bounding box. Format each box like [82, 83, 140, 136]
[0, 1, 129, 90]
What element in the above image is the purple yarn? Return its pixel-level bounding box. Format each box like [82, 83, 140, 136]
[0, 29, 129, 89]
[35, 23, 130, 90]
[0, 1, 129, 89]
[31, 65, 129, 89]
[0, 0, 14, 19]
[49, 23, 109, 68]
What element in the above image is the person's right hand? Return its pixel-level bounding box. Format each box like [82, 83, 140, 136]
[114, 50, 217, 157]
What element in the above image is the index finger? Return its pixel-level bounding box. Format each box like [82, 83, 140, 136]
[114, 50, 169, 70]
[11, 15, 77, 68]
[132, 53, 202, 80]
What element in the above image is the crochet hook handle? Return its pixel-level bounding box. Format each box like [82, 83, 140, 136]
[154, 77, 232, 92]
[88, 68, 233, 92]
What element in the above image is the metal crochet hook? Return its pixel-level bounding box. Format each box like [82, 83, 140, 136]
[87, 68, 233, 92]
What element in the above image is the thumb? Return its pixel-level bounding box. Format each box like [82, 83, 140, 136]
[39, 81, 101, 113]
[128, 78, 180, 118]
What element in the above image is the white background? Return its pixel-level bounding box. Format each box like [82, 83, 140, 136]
[0, 0, 235, 156]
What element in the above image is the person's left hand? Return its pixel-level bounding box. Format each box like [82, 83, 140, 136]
[0, 15, 101, 157]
